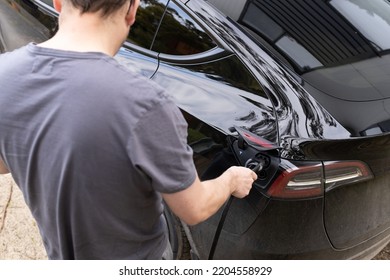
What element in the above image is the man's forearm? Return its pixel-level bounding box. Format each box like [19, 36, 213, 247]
[162, 166, 256, 226]
[197, 171, 238, 221]
[163, 175, 232, 226]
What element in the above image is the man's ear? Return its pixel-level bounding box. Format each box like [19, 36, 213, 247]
[53, 0, 62, 12]
[125, 1, 139, 27]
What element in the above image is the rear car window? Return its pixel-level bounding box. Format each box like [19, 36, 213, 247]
[151, 1, 217, 55]
[127, 0, 169, 49]
[330, 0, 390, 51]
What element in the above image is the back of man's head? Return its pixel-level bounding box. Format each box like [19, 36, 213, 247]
[67, 0, 135, 17]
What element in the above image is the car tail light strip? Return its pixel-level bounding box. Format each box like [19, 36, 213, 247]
[265, 160, 373, 199]
[323, 161, 373, 193]
[265, 160, 323, 199]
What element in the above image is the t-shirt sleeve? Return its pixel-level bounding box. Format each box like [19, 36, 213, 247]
[128, 97, 197, 194]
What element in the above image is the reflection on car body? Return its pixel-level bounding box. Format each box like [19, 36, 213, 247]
[209, 0, 390, 136]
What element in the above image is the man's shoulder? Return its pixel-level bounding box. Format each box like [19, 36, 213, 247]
[0, 45, 28, 61]
[99, 57, 171, 104]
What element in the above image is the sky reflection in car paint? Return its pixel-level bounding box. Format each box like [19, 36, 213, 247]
[150, 61, 278, 142]
[116, 46, 279, 143]
[116, 47, 159, 78]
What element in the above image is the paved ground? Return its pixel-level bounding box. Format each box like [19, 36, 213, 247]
[0, 174, 47, 259]
[0, 173, 389, 260]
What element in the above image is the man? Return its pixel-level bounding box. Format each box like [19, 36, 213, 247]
[0, 0, 257, 259]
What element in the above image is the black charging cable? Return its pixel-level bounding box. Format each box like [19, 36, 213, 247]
[208, 160, 265, 260]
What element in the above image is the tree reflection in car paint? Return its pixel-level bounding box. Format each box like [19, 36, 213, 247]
[129, 0, 168, 49]
[152, 1, 216, 55]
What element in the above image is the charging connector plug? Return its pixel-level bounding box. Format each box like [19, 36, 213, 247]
[245, 158, 266, 174]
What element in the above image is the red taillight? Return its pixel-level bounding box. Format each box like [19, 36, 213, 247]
[266, 160, 323, 199]
[324, 161, 373, 192]
[265, 160, 373, 199]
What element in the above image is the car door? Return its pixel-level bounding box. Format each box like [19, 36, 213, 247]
[149, 0, 277, 177]
[147, 1, 280, 258]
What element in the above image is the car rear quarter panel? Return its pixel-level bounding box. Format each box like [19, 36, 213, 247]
[295, 134, 390, 249]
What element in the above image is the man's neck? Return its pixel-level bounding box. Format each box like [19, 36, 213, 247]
[39, 12, 125, 56]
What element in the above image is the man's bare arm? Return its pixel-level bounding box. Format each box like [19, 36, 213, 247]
[0, 157, 10, 174]
[162, 166, 257, 226]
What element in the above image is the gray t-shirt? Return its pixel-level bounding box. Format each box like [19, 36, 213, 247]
[0, 43, 197, 259]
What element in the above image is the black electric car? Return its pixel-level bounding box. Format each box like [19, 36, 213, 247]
[1, 0, 390, 259]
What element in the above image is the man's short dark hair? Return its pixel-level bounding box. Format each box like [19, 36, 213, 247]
[68, 0, 135, 17]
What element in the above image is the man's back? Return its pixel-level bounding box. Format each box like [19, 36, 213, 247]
[0, 44, 196, 259]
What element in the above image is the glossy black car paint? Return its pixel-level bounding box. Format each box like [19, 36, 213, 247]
[208, 0, 390, 137]
[1, 0, 390, 259]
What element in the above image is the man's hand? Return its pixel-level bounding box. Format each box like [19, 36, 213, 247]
[0, 157, 9, 174]
[223, 166, 258, 198]
[162, 166, 257, 226]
